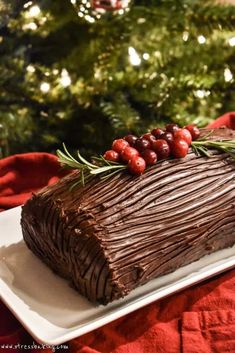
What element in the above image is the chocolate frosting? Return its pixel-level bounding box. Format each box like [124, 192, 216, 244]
[21, 128, 235, 304]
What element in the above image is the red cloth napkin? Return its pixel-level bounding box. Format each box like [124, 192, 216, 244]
[0, 113, 235, 353]
[207, 111, 235, 130]
[0, 153, 68, 212]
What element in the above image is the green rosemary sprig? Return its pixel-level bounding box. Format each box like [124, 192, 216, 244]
[57, 137, 235, 188]
[191, 139, 235, 159]
[56, 143, 127, 187]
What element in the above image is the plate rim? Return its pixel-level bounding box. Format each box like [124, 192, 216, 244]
[0, 206, 235, 345]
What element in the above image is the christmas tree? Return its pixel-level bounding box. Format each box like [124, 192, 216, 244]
[0, 0, 234, 157]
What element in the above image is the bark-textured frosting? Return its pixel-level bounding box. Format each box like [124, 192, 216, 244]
[21, 128, 235, 304]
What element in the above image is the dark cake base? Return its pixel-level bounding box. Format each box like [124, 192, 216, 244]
[21, 128, 235, 304]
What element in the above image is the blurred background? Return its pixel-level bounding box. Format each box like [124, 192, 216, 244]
[0, 0, 234, 158]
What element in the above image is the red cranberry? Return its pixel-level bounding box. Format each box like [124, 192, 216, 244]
[141, 149, 157, 166]
[135, 138, 151, 152]
[161, 132, 174, 144]
[124, 134, 138, 146]
[171, 139, 189, 158]
[103, 150, 120, 162]
[174, 128, 192, 145]
[112, 139, 129, 153]
[166, 123, 180, 133]
[142, 133, 156, 144]
[151, 128, 165, 139]
[152, 139, 171, 160]
[185, 124, 200, 141]
[128, 156, 146, 175]
[121, 146, 139, 163]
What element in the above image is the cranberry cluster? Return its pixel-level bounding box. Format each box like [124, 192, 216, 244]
[103, 124, 200, 175]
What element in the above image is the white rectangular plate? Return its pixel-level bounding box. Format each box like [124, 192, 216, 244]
[0, 206, 235, 345]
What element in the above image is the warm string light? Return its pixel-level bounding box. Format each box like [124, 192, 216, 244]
[128, 47, 141, 66]
[137, 18, 146, 24]
[154, 51, 161, 58]
[39, 16, 48, 25]
[27, 5, 41, 17]
[22, 22, 38, 31]
[40, 82, 50, 93]
[195, 90, 210, 99]
[143, 53, 150, 60]
[149, 72, 157, 80]
[224, 68, 233, 82]
[94, 67, 101, 79]
[60, 69, 72, 87]
[26, 65, 35, 73]
[23, 1, 33, 9]
[197, 35, 206, 44]
[182, 31, 189, 42]
[228, 37, 235, 47]
[84, 15, 95, 23]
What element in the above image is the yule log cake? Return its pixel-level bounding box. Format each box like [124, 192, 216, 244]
[21, 127, 235, 304]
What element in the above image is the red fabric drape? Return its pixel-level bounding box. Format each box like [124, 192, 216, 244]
[0, 113, 234, 353]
